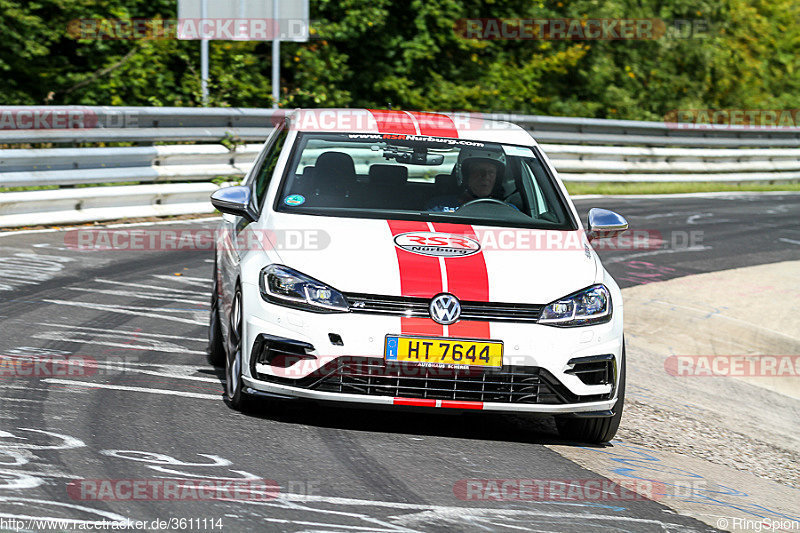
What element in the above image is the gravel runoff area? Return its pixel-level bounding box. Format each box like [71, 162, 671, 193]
[618, 260, 799, 489]
[550, 261, 800, 531]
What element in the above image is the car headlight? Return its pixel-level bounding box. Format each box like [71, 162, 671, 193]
[539, 285, 611, 327]
[259, 265, 349, 312]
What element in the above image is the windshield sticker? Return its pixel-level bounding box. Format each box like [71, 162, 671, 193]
[283, 194, 306, 206]
[348, 133, 484, 147]
[502, 145, 535, 157]
[394, 232, 481, 258]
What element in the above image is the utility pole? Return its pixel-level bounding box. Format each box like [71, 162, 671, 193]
[271, 0, 280, 109]
[200, 0, 209, 105]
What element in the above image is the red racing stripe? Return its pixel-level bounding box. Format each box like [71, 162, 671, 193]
[409, 112, 459, 138]
[387, 220, 444, 336]
[368, 109, 417, 135]
[432, 222, 491, 339]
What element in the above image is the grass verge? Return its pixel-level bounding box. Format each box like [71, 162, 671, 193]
[565, 181, 800, 195]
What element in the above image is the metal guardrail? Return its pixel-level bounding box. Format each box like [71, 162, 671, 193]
[1, 144, 261, 187]
[1, 106, 799, 228]
[2, 106, 800, 146]
[0, 183, 218, 228]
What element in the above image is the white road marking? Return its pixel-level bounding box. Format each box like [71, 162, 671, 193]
[151, 274, 212, 287]
[86, 361, 222, 383]
[32, 331, 206, 355]
[686, 213, 712, 225]
[778, 237, 800, 246]
[68, 286, 208, 305]
[642, 212, 679, 219]
[41, 300, 206, 325]
[43, 379, 220, 399]
[38, 323, 205, 343]
[93, 278, 203, 295]
[0, 216, 220, 238]
[0, 253, 74, 291]
[0, 497, 129, 524]
[0, 428, 84, 451]
[605, 245, 712, 263]
[258, 517, 404, 532]
[236, 492, 683, 532]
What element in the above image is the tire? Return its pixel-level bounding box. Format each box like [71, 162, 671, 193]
[555, 343, 626, 444]
[225, 285, 253, 411]
[207, 270, 226, 367]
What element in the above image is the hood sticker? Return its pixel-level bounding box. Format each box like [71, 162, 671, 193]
[393, 231, 481, 258]
[284, 194, 306, 206]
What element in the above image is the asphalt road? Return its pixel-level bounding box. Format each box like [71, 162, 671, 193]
[0, 192, 798, 532]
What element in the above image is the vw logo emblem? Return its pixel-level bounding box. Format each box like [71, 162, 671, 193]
[429, 293, 461, 325]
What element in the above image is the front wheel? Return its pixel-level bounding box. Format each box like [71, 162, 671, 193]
[225, 287, 252, 411]
[555, 343, 626, 444]
[207, 270, 226, 367]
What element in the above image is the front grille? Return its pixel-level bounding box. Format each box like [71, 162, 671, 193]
[315, 359, 559, 403]
[344, 293, 543, 323]
[253, 357, 612, 405]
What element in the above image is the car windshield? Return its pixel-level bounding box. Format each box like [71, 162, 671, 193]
[275, 132, 576, 230]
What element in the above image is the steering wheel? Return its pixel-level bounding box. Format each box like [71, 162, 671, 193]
[456, 198, 509, 211]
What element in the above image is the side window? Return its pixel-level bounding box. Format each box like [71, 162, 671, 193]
[252, 125, 289, 208]
[521, 160, 547, 216]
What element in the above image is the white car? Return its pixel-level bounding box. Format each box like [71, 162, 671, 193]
[209, 109, 629, 443]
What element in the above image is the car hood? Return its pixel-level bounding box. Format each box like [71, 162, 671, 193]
[264, 215, 597, 305]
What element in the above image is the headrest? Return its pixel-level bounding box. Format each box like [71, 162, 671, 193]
[312, 151, 356, 193]
[368, 164, 408, 187]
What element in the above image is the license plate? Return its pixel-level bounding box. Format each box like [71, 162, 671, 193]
[385, 335, 503, 367]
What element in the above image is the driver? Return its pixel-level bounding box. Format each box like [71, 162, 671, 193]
[427, 156, 505, 212]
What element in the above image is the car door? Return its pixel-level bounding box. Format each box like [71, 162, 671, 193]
[217, 120, 288, 335]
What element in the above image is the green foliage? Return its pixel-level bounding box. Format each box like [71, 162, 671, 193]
[0, 0, 797, 119]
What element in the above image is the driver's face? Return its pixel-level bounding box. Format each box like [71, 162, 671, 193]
[466, 161, 497, 197]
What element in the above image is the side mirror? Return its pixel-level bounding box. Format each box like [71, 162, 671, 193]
[210, 186, 258, 222]
[587, 208, 628, 241]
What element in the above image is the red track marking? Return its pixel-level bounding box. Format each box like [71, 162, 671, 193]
[409, 112, 459, 138]
[368, 109, 417, 135]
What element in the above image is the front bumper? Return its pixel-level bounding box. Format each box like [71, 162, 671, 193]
[242, 377, 617, 415]
[240, 280, 624, 414]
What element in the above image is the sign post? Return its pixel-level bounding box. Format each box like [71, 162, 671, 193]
[271, 0, 279, 109]
[200, 0, 209, 105]
[177, 0, 310, 107]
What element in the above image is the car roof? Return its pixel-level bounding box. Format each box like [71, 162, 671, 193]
[284, 108, 538, 147]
